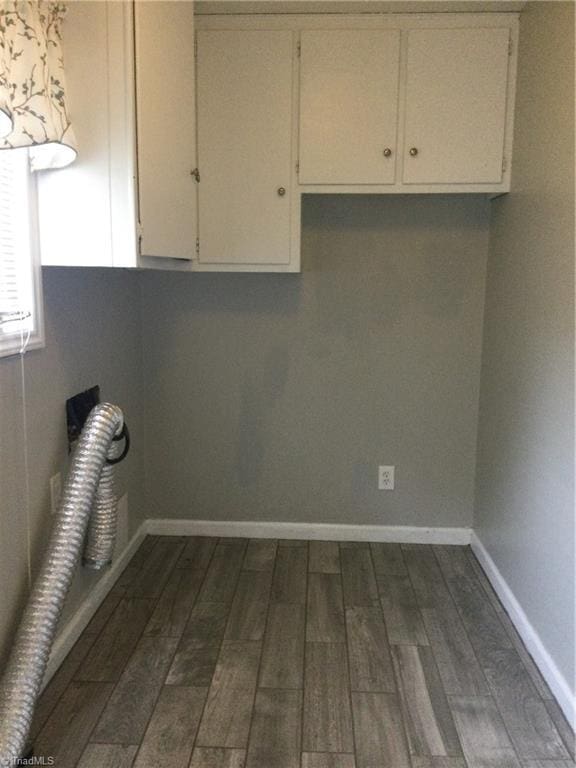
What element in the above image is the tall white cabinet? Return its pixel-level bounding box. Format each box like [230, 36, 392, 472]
[38, 2, 137, 268]
[134, 1, 197, 261]
[38, 1, 199, 269]
[196, 30, 297, 269]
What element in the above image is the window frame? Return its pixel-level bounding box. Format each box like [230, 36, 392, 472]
[0, 150, 45, 359]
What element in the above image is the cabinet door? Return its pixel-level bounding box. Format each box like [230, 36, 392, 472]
[135, 1, 197, 259]
[197, 30, 294, 266]
[299, 30, 401, 185]
[38, 2, 114, 266]
[403, 28, 511, 185]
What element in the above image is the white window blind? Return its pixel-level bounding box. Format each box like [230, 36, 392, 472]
[0, 149, 43, 357]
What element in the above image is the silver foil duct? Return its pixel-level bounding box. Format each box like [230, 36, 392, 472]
[0, 403, 124, 764]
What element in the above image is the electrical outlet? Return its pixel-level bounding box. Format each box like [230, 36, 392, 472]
[50, 472, 62, 514]
[378, 465, 395, 491]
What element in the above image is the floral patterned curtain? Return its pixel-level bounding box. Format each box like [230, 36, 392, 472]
[0, 1, 76, 170]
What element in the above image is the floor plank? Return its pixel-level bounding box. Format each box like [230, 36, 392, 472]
[466, 550, 555, 700]
[303, 642, 354, 753]
[482, 648, 569, 760]
[34, 681, 113, 768]
[421, 608, 489, 696]
[309, 541, 340, 574]
[271, 546, 308, 604]
[189, 748, 246, 768]
[351, 691, 411, 768]
[402, 545, 453, 609]
[77, 743, 139, 768]
[340, 545, 379, 607]
[92, 635, 178, 744]
[391, 645, 461, 757]
[301, 755, 356, 768]
[370, 543, 407, 575]
[410, 759, 467, 768]
[199, 540, 247, 603]
[521, 761, 576, 767]
[544, 698, 576, 760]
[184, 601, 230, 645]
[144, 568, 205, 638]
[243, 539, 278, 572]
[224, 571, 272, 642]
[259, 602, 305, 689]
[166, 637, 220, 686]
[75, 598, 155, 682]
[434, 546, 513, 662]
[246, 688, 302, 768]
[84, 590, 124, 636]
[30, 633, 97, 740]
[306, 573, 346, 643]
[345, 606, 395, 693]
[176, 537, 218, 570]
[133, 686, 207, 768]
[196, 640, 262, 748]
[377, 574, 429, 646]
[129, 536, 159, 569]
[112, 563, 141, 593]
[127, 537, 186, 599]
[449, 695, 522, 768]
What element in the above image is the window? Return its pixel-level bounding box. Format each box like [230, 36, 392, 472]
[0, 149, 44, 358]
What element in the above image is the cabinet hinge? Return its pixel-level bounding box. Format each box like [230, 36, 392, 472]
[138, 234, 142, 255]
[296, 162, 299, 175]
[194, 37, 198, 60]
[191, 168, 200, 183]
[196, 237, 200, 256]
[508, 37, 513, 56]
[502, 156, 507, 174]
[297, 41, 301, 58]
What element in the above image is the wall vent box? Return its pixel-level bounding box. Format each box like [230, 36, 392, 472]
[66, 385, 100, 450]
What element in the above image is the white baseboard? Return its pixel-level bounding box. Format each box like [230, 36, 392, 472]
[43, 522, 147, 688]
[144, 517, 472, 545]
[471, 532, 575, 728]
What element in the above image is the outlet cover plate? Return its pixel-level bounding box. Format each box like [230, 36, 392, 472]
[378, 465, 395, 491]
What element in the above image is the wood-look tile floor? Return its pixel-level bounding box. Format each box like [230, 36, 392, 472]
[31, 537, 575, 768]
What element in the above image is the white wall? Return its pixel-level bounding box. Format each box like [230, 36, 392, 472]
[474, 0, 574, 716]
[141, 194, 489, 530]
[0, 268, 146, 667]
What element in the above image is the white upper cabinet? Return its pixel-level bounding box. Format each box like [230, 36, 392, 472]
[38, 2, 137, 268]
[196, 30, 297, 269]
[135, 1, 197, 260]
[299, 30, 400, 185]
[403, 28, 511, 185]
[38, 1, 198, 270]
[296, 16, 517, 194]
[37, 7, 518, 271]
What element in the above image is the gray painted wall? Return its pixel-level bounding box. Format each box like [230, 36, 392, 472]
[142, 195, 489, 528]
[0, 268, 146, 667]
[475, 3, 575, 694]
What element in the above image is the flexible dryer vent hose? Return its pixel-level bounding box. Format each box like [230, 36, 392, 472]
[0, 403, 124, 764]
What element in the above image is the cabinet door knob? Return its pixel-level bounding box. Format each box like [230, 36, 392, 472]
[383, 148, 392, 158]
[409, 147, 419, 157]
[277, 186, 286, 197]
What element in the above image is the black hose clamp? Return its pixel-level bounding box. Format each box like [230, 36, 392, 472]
[106, 423, 131, 465]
